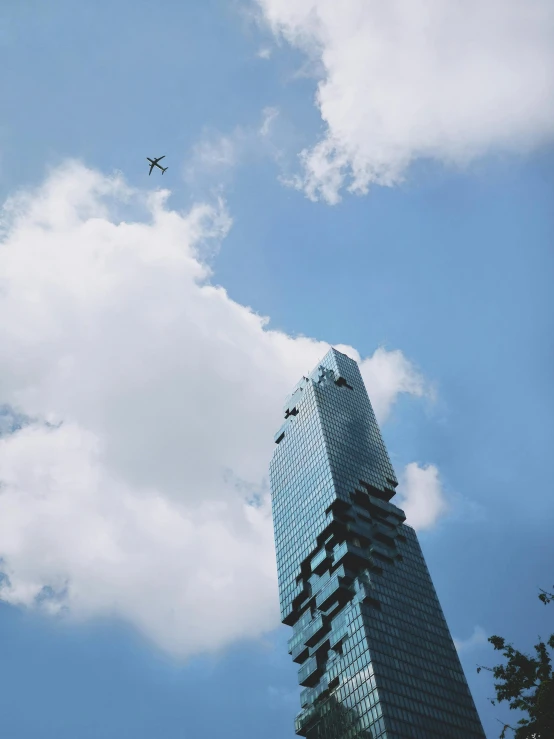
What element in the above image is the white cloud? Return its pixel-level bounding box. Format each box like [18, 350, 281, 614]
[397, 462, 448, 530]
[184, 132, 239, 186]
[185, 107, 281, 186]
[0, 162, 437, 657]
[189, 134, 239, 171]
[357, 346, 429, 423]
[259, 106, 280, 137]
[254, 0, 554, 203]
[257, 46, 273, 60]
[454, 625, 488, 653]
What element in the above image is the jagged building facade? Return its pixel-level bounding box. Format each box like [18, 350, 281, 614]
[269, 349, 485, 739]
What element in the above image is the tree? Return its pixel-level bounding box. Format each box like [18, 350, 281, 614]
[477, 588, 554, 738]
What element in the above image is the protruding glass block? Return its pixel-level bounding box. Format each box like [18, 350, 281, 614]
[270, 348, 486, 738]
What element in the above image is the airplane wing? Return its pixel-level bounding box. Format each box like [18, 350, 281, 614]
[149, 162, 155, 175]
[156, 155, 165, 162]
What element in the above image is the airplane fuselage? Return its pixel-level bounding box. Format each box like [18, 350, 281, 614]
[147, 156, 167, 174]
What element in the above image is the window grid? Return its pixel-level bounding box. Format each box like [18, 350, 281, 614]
[270, 349, 486, 739]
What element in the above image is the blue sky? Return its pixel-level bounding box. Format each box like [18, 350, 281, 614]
[0, 1, 553, 738]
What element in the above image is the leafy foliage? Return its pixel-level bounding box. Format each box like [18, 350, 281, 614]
[477, 588, 554, 738]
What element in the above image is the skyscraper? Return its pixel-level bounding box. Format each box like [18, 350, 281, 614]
[269, 348, 485, 739]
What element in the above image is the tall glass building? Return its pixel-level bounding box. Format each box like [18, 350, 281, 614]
[269, 348, 485, 739]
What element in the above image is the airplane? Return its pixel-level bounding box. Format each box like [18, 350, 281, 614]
[147, 156, 168, 175]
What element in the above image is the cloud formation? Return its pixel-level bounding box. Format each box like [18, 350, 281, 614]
[397, 462, 448, 530]
[254, 0, 554, 202]
[454, 625, 488, 653]
[0, 163, 439, 657]
[184, 107, 281, 187]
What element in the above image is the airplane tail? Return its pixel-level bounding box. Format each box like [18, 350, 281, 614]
[162, 167, 168, 173]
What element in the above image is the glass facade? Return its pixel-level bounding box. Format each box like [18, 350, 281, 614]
[269, 348, 486, 739]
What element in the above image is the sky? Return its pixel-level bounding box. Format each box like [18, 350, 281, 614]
[0, 1, 553, 737]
